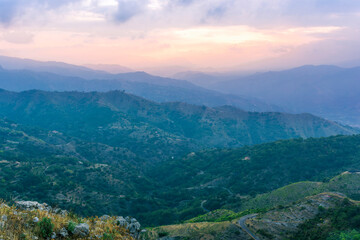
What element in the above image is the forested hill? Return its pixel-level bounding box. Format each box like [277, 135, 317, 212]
[148, 135, 360, 216]
[0, 89, 356, 161]
[1, 117, 360, 226]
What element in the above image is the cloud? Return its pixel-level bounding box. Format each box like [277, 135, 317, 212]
[0, 0, 81, 25]
[0, 0, 19, 25]
[113, 0, 144, 23]
[2, 31, 34, 44]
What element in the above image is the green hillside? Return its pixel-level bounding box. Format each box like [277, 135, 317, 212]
[0, 96, 360, 227]
[0, 89, 356, 163]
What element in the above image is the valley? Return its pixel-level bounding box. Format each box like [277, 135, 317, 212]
[2, 1, 360, 239]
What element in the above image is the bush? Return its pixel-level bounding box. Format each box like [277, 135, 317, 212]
[67, 221, 76, 233]
[103, 232, 115, 240]
[158, 231, 169, 237]
[38, 218, 54, 238]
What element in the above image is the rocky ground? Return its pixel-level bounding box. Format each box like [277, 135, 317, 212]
[246, 192, 350, 239]
[0, 200, 142, 240]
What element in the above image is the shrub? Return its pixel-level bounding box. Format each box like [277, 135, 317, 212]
[67, 221, 76, 233]
[158, 231, 169, 237]
[38, 218, 54, 238]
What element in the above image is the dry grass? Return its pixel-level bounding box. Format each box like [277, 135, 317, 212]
[0, 201, 133, 240]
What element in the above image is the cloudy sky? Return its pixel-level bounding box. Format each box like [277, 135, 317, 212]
[0, 0, 360, 73]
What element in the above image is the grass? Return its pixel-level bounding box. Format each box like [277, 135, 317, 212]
[0, 201, 133, 240]
[239, 172, 360, 212]
[143, 221, 233, 240]
[185, 208, 264, 223]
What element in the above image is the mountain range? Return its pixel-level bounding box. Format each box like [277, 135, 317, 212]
[0, 89, 354, 162]
[0, 56, 279, 113]
[204, 65, 360, 126]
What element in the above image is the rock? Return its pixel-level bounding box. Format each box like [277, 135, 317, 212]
[100, 215, 110, 221]
[0, 221, 5, 228]
[53, 208, 61, 214]
[33, 217, 39, 223]
[115, 216, 128, 228]
[60, 210, 68, 216]
[0, 203, 9, 208]
[15, 201, 51, 211]
[73, 223, 90, 237]
[128, 218, 141, 239]
[1, 215, 7, 221]
[59, 227, 68, 238]
[50, 232, 56, 239]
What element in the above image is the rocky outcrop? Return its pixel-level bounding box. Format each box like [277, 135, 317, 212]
[72, 223, 90, 238]
[12, 200, 142, 239]
[115, 216, 141, 239]
[15, 201, 68, 216]
[246, 193, 349, 239]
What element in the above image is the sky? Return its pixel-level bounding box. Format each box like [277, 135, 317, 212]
[0, 0, 360, 74]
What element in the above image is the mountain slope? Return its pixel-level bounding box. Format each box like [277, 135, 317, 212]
[0, 89, 355, 162]
[212, 65, 360, 125]
[0, 116, 359, 227]
[147, 134, 360, 219]
[0, 66, 279, 112]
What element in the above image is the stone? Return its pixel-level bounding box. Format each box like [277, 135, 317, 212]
[59, 227, 68, 238]
[73, 223, 90, 237]
[50, 232, 56, 239]
[128, 218, 141, 239]
[60, 210, 68, 216]
[15, 201, 52, 212]
[1, 215, 7, 221]
[33, 217, 39, 223]
[15, 201, 43, 211]
[115, 216, 128, 228]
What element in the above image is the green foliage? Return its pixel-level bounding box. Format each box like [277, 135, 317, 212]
[158, 231, 169, 237]
[0, 116, 360, 227]
[102, 232, 115, 240]
[327, 230, 360, 240]
[294, 200, 360, 240]
[37, 218, 54, 238]
[67, 221, 76, 233]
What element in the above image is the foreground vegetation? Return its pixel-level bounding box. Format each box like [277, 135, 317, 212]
[0, 201, 132, 240]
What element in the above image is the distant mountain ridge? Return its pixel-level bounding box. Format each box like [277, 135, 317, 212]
[0, 56, 280, 112]
[211, 65, 360, 126]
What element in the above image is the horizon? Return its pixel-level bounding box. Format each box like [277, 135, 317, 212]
[1, 0, 360, 75]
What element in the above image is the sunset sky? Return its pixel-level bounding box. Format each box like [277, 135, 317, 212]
[0, 0, 360, 73]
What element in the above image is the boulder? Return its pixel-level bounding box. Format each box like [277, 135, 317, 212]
[59, 227, 68, 238]
[15, 201, 51, 211]
[33, 217, 39, 223]
[128, 218, 141, 239]
[115, 216, 128, 228]
[73, 223, 90, 237]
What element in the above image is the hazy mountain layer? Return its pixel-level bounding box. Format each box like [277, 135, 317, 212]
[212, 65, 360, 126]
[0, 65, 279, 112]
